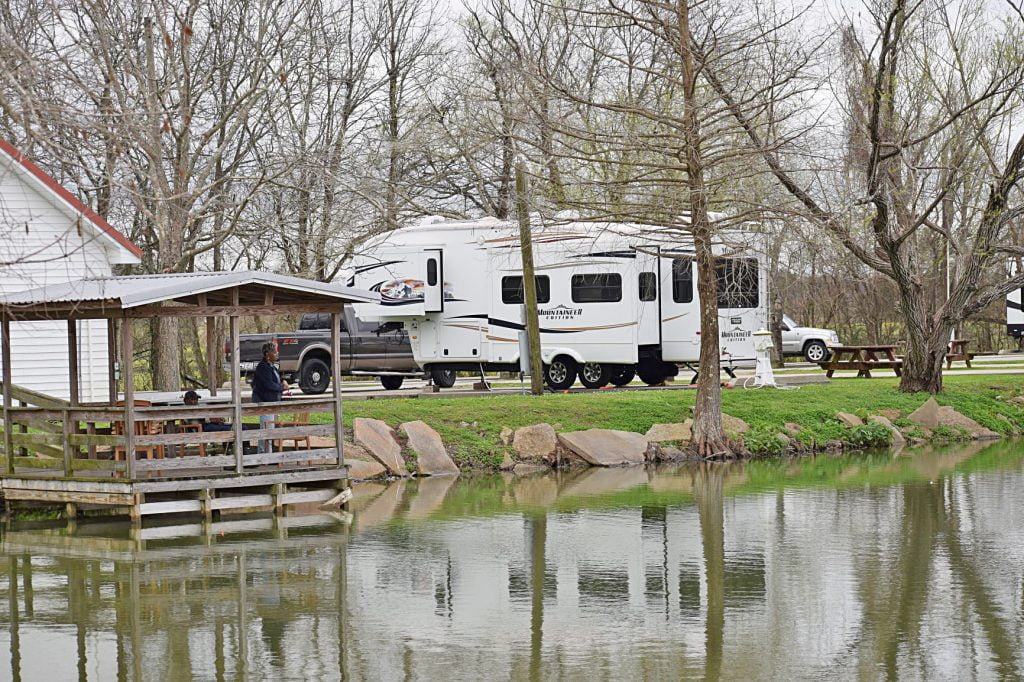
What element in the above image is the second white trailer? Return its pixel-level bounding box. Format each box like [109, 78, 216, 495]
[349, 217, 768, 389]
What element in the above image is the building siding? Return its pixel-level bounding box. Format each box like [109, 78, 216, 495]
[1, 156, 126, 402]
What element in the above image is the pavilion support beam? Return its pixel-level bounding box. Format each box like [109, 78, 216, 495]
[67, 320, 79, 406]
[107, 319, 118, 404]
[331, 309, 345, 470]
[3, 316, 13, 474]
[121, 319, 136, 479]
[66, 321, 80, 476]
[230, 288, 243, 475]
[206, 315, 218, 397]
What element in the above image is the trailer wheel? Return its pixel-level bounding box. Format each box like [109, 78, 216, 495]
[578, 362, 610, 389]
[298, 358, 331, 394]
[380, 375, 404, 390]
[430, 367, 457, 388]
[543, 356, 577, 390]
[610, 365, 636, 387]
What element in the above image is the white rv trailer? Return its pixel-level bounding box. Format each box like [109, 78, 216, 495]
[348, 217, 768, 389]
[1009, 259, 1024, 339]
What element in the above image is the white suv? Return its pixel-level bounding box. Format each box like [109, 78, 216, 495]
[780, 314, 840, 363]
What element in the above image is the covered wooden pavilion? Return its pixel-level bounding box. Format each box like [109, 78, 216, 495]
[0, 271, 379, 520]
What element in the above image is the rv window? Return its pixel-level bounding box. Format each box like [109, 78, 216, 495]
[672, 260, 693, 303]
[639, 272, 657, 301]
[716, 258, 759, 309]
[571, 273, 622, 303]
[501, 276, 551, 304]
[427, 258, 438, 286]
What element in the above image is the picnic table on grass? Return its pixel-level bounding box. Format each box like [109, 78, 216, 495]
[946, 339, 974, 368]
[818, 345, 903, 378]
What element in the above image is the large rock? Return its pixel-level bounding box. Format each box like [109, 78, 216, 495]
[556, 429, 648, 466]
[868, 415, 906, 448]
[934, 407, 1000, 440]
[908, 398, 942, 429]
[645, 420, 692, 443]
[400, 421, 459, 476]
[908, 399, 1000, 439]
[353, 418, 407, 477]
[513, 423, 558, 460]
[721, 414, 750, 436]
[343, 442, 387, 479]
[347, 457, 388, 480]
[836, 412, 864, 427]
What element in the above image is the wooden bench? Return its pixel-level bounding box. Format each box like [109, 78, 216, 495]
[946, 339, 974, 368]
[818, 345, 903, 378]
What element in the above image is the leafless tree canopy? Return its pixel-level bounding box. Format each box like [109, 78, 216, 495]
[1, 0, 1022, 394]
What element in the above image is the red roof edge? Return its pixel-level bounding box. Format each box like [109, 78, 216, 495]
[0, 138, 144, 259]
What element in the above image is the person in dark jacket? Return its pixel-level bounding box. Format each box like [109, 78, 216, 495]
[252, 342, 290, 453]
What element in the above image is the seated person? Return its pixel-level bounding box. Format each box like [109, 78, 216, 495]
[183, 390, 232, 431]
[182, 390, 257, 454]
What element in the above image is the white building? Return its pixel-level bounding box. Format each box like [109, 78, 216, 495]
[0, 139, 142, 401]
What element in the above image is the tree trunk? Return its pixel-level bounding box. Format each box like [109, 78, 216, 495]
[899, 324, 948, 393]
[678, 0, 729, 456]
[896, 282, 948, 393]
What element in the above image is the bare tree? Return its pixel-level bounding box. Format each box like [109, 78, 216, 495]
[719, 0, 1024, 393]
[505, 0, 819, 455]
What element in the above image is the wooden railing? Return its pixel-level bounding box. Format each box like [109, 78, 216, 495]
[1, 398, 340, 479]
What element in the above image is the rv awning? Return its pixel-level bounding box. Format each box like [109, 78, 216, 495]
[0, 271, 379, 321]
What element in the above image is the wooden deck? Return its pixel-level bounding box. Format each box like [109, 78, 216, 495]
[1, 390, 349, 520]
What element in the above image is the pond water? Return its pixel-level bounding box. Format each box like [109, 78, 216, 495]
[2, 442, 1024, 680]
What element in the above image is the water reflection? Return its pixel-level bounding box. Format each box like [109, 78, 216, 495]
[1, 443, 1023, 680]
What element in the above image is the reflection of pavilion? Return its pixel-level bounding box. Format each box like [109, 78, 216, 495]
[1, 515, 349, 680]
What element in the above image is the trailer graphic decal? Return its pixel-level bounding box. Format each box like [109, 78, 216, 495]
[370, 279, 461, 305]
[449, 314, 635, 335]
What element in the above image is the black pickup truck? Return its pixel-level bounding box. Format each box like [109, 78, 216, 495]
[231, 308, 456, 393]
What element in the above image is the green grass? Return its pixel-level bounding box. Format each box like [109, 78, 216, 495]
[312, 374, 1024, 469]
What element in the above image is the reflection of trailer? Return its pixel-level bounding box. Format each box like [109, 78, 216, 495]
[349, 217, 768, 389]
[1009, 260, 1024, 339]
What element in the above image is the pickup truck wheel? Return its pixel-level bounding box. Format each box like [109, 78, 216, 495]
[298, 358, 331, 394]
[610, 365, 636, 387]
[543, 356, 577, 390]
[578, 362, 610, 389]
[380, 375, 404, 390]
[803, 340, 829, 363]
[430, 367, 457, 388]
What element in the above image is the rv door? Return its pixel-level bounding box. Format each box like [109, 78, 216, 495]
[353, 248, 444, 318]
[424, 249, 444, 313]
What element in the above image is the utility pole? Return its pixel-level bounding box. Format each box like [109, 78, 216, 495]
[515, 160, 544, 395]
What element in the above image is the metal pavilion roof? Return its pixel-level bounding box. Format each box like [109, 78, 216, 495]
[0, 271, 379, 312]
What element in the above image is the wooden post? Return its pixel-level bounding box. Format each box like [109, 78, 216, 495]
[230, 288, 243, 474]
[62, 408, 73, 477]
[107, 319, 118, 404]
[331, 310, 345, 469]
[206, 315, 218, 397]
[2, 316, 13, 475]
[515, 160, 544, 395]
[121, 318, 136, 479]
[66, 321, 79, 476]
[67, 320, 79, 406]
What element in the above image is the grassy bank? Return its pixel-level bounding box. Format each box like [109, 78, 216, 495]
[318, 374, 1024, 468]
